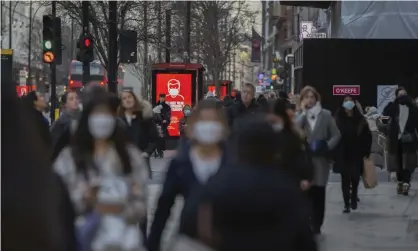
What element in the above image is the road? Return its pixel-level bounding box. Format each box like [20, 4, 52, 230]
[147, 154, 418, 251]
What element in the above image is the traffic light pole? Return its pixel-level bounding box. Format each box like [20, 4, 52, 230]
[108, 1, 118, 93]
[49, 1, 57, 123]
[82, 1, 90, 87]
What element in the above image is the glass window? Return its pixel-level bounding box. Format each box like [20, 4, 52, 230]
[71, 63, 104, 75]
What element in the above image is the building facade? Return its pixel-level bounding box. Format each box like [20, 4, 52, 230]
[1, 2, 48, 90]
[261, 1, 329, 94]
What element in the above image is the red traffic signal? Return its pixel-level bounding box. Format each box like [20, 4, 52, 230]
[84, 38, 91, 48]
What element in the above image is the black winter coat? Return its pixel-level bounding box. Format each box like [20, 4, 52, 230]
[227, 99, 261, 128]
[119, 104, 159, 155]
[333, 111, 372, 174]
[382, 98, 418, 154]
[180, 165, 317, 251]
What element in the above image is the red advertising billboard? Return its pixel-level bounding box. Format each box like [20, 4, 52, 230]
[155, 73, 192, 137]
[207, 85, 227, 100]
[333, 85, 360, 95]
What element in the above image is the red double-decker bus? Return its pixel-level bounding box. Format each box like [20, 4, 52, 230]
[68, 60, 125, 91]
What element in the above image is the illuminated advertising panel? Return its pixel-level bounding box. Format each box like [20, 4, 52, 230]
[155, 73, 192, 137]
[207, 85, 227, 100]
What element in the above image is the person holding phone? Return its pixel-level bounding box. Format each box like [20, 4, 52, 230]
[295, 86, 341, 235]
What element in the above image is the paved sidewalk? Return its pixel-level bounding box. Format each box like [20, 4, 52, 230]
[146, 182, 418, 251]
[320, 182, 418, 251]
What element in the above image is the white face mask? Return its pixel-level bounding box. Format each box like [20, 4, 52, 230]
[272, 123, 283, 132]
[88, 114, 116, 139]
[193, 121, 224, 144]
[169, 88, 179, 96]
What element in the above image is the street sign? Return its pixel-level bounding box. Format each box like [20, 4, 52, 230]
[1, 49, 13, 87]
[332, 85, 360, 96]
[43, 51, 55, 63]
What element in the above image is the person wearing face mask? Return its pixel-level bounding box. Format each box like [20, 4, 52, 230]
[147, 99, 229, 251]
[180, 105, 192, 137]
[53, 93, 149, 251]
[382, 87, 418, 195]
[295, 86, 341, 235]
[333, 95, 372, 213]
[177, 115, 317, 251]
[269, 98, 313, 191]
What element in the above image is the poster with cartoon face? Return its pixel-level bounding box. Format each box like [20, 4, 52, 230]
[156, 73, 192, 136]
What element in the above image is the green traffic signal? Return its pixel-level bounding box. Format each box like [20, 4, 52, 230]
[43, 40, 52, 50]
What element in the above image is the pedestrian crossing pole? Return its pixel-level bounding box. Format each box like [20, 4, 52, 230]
[107, 1, 118, 93]
[49, 1, 57, 122]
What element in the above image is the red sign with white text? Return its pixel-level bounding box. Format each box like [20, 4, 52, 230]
[16, 85, 28, 97]
[156, 73, 192, 137]
[332, 85, 360, 96]
[207, 85, 227, 100]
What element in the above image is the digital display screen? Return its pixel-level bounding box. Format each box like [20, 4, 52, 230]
[155, 73, 192, 137]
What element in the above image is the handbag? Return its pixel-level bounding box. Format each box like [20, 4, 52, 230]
[362, 157, 378, 189]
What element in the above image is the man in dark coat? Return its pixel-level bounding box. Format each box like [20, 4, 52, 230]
[50, 91, 80, 148]
[227, 83, 261, 128]
[154, 94, 171, 157]
[21, 91, 52, 150]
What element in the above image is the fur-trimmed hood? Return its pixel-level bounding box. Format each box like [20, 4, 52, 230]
[138, 100, 154, 119]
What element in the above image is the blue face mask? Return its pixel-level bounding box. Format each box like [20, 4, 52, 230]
[342, 100, 355, 110]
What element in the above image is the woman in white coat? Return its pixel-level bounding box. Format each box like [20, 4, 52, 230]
[54, 92, 149, 251]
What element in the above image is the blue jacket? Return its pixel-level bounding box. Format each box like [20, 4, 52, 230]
[147, 141, 228, 251]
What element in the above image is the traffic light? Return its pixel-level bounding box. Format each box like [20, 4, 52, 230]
[43, 15, 54, 64]
[77, 35, 94, 62]
[42, 16, 62, 64]
[120, 30, 137, 63]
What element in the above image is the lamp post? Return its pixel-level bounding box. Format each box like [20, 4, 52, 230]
[9, 1, 19, 48]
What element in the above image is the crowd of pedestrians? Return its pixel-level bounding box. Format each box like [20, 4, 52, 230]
[3, 80, 417, 251]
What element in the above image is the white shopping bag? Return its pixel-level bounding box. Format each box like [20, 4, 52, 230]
[168, 235, 215, 251]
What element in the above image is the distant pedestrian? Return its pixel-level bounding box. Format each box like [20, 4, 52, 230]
[257, 94, 269, 112]
[21, 91, 52, 150]
[382, 87, 418, 195]
[227, 83, 260, 127]
[154, 94, 171, 158]
[333, 95, 372, 213]
[50, 91, 80, 149]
